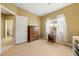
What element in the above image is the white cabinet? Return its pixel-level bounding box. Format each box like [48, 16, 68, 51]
[15, 15, 28, 44]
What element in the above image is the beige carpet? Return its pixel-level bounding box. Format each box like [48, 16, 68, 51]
[2, 39, 73, 56]
[1, 36, 15, 52]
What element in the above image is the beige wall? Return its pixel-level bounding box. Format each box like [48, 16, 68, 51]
[0, 3, 40, 38]
[0, 3, 17, 14]
[40, 4, 79, 43]
[0, 3, 40, 26]
[16, 7, 40, 26]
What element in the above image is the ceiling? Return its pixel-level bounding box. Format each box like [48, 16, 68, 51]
[15, 3, 72, 16]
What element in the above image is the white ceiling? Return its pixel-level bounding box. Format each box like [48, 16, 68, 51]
[15, 3, 72, 16]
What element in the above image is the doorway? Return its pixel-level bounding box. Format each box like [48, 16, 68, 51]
[45, 18, 57, 39]
[1, 7, 15, 52]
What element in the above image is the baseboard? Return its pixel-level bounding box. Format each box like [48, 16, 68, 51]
[56, 41, 72, 46]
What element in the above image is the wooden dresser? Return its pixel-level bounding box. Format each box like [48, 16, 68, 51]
[28, 26, 40, 42]
[48, 34, 56, 43]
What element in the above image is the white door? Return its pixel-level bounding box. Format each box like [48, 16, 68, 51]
[15, 15, 28, 44]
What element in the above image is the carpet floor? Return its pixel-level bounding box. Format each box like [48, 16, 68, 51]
[2, 39, 73, 56]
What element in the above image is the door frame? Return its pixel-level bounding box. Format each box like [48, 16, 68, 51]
[0, 5, 16, 54]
